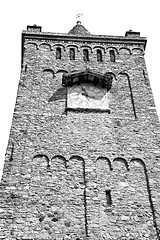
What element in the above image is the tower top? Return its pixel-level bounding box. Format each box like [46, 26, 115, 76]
[68, 21, 92, 36]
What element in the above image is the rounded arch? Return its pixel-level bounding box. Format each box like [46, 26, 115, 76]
[132, 47, 144, 55]
[93, 46, 106, 53]
[51, 155, 67, 168]
[96, 156, 113, 170]
[52, 43, 66, 51]
[106, 46, 119, 55]
[105, 71, 117, 81]
[56, 69, 68, 74]
[130, 158, 146, 169]
[39, 43, 52, 51]
[66, 44, 80, 52]
[113, 157, 129, 171]
[25, 42, 38, 50]
[33, 153, 50, 167]
[43, 68, 55, 77]
[69, 155, 85, 162]
[119, 47, 132, 55]
[118, 71, 130, 79]
[80, 45, 93, 53]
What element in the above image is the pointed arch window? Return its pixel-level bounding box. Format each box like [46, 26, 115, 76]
[83, 49, 89, 62]
[97, 49, 102, 62]
[69, 48, 75, 60]
[110, 50, 115, 62]
[56, 47, 61, 60]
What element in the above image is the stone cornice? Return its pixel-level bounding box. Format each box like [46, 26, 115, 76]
[22, 31, 147, 48]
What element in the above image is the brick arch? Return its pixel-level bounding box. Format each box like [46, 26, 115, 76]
[66, 44, 80, 52]
[113, 157, 129, 171]
[96, 156, 112, 170]
[33, 153, 50, 167]
[43, 68, 55, 77]
[105, 71, 117, 81]
[52, 43, 66, 51]
[25, 42, 38, 50]
[118, 71, 130, 78]
[106, 46, 119, 55]
[56, 69, 68, 74]
[80, 45, 93, 53]
[119, 47, 132, 55]
[130, 157, 146, 169]
[93, 46, 106, 53]
[51, 155, 67, 167]
[132, 47, 144, 55]
[39, 43, 52, 51]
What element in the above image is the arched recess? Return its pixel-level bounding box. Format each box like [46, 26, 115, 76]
[113, 157, 129, 171]
[132, 47, 144, 55]
[104, 71, 117, 81]
[25, 42, 38, 50]
[52, 43, 66, 51]
[51, 155, 67, 168]
[106, 46, 119, 55]
[96, 156, 112, 170]
[67, 155, 87, 238]
[87, 156, 113, 238]
[93, 46, 106, 53]
[116, 72, 137, 118]
[66, 44, 80, 52]
[56, 69, 68, 74]
[33, 153, 50, 167]
[80, 45, 93, 53]
[130, 157, 146, 169]
[128, 158, 158, 238]
[39, 43, 52, 51]
[43, 68, 55, 78]
[119, 47, 132, 55]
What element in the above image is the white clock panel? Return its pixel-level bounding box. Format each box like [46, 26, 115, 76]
[67, 83, 109, 110]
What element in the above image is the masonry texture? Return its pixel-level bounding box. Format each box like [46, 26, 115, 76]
[0, 22, 160, 240]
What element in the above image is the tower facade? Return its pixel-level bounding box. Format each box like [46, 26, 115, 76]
[0, 22, 160, 240]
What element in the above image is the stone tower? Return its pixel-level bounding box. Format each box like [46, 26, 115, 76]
[0, 21, 160, 240]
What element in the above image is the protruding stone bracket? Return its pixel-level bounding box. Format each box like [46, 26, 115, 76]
[62, 69, 113, 91]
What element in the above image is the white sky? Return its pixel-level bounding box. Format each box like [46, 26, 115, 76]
[0, 0, 160, 179]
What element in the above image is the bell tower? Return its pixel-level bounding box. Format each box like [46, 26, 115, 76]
[0, 22, 160, 240]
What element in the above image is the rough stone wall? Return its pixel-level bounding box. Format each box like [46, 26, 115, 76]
[0, 33, 160, 240]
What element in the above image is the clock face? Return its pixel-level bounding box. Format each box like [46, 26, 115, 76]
[67, 83, 109, 109]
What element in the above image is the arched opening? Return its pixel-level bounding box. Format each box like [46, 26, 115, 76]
[69, 48, 75, 60]
[97, 49, 102, 62]
[56, 47, 61, 59]
[83, 49, 89, 61]
[109, 49, 115, 62]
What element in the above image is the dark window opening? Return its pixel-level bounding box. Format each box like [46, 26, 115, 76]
[69, 48, 75, 60]
[106, 190, 112, 205]
[110, 50, 115, 62]
[97, 49, 102, 62]
[83, 49, 89, 62]
[56, 47, 61, 60]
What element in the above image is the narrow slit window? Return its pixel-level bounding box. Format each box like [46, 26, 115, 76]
[56, 47, 61, 60]
[83, 49, 89, 62]
[97, 49, 102, 62]
[69, 48, 75, 60]
[105, 190, 112, 205]
[110, 50, 115, 62]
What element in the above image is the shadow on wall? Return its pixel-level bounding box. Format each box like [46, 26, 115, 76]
[48, 87, 66, 102]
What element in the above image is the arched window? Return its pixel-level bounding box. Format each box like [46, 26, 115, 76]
[69, 48, 75, 60]
[110, 50, 115, 62]
[83, 49, 89, 62]
[56, 47, 61, 60]
[97, 49, 102, 62]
